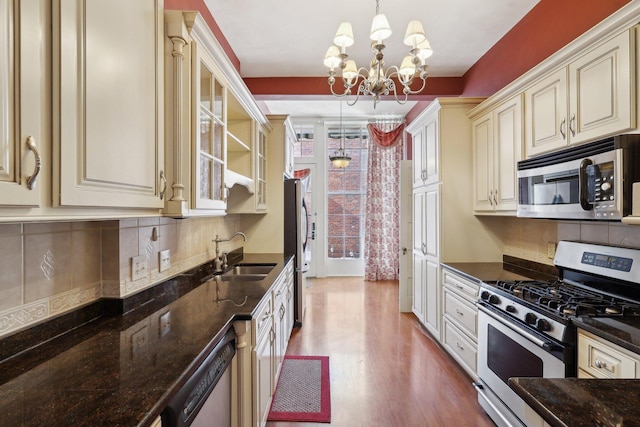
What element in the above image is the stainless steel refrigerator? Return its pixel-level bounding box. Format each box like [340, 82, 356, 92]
[284, 177, 309, 327]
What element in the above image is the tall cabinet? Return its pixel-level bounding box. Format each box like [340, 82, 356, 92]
[408, 98, 502, 340]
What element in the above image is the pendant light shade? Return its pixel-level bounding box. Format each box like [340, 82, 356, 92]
[329, 102, 351, 168]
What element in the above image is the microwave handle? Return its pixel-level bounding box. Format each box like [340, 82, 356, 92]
[579, 159, 594, 211]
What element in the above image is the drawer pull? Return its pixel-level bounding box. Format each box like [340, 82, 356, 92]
[455, 309, 464, 316]
[594, 359, 607, 370]
[455, 342, 464, 350]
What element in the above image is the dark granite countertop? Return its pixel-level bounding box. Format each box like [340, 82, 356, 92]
[0, 253, 291, 427]
[573, 316, 640, 355]
[510, 377, 640, 427]
[441, 262, 539, 283]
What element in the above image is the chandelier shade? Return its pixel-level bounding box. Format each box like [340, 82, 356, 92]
[324, 0, 433, 108]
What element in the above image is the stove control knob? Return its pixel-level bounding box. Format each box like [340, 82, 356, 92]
[536, 318, 551, 332]
[480, 291, 490, 301]
[505, 305, 516, 313]
[525, 313, 537, 325]
[488, 294, 501, 305]
[601, 182, 612, 192]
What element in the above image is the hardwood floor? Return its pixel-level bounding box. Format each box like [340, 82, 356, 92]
[268, 277, 495, 427]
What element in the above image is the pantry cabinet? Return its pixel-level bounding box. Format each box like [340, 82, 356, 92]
[471, 94, 522, 214]
[164, 11, 269, 217]
[0, 0, 45, 207]
[53, 0, 165, 208]
[524, 28, 635, 158]
[409, 98, 501, 341]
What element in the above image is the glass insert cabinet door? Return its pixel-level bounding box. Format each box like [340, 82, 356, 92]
[195, 55, 226, 210]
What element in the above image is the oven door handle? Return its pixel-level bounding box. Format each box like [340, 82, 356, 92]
[477, 303, 559, 352]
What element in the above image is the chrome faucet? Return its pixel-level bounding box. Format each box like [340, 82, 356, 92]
[213, 232, 247, 272]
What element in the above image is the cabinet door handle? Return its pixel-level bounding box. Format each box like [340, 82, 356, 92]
[493, 190, 498, 206]
[488, 190, 494, 206]
[560, 117, 567, 139]
[159, 170, 167, 200]
[569, 113, 576, 137]
[421, 243, 427, 255]
[26, 136, 42, 190]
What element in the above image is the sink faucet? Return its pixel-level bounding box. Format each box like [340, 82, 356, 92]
[213, 232, 247, 272]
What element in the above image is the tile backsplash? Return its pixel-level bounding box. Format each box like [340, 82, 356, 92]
[0, 215, 243, 339]
[502, 217, 640, 265]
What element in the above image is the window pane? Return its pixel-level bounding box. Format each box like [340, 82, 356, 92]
[326, 123, 368, 260]
[294, 125, 314, 158]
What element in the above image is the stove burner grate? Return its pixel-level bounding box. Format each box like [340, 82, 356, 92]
[488, 280, 640, 318]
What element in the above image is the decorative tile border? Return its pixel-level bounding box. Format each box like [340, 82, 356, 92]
[0, 300, 49, 337]
[50, 284, 101, 316]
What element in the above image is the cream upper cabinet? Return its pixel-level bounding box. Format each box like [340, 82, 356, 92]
[525, 28, 635, 157]
[472, 95, 522, 214]
[164, 11, 268, 218]
[412, 118, 438, 187]
[53, 0, 165, 208]
[0, 0, 45, 207]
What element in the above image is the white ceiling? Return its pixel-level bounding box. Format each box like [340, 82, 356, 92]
[204, 0, 540, 118]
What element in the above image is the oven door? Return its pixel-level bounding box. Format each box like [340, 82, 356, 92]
[476, 305, 569, 427]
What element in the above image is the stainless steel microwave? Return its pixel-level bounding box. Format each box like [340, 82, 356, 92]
[517, 135, 640, 220]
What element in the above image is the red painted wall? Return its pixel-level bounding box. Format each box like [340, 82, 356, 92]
[164, 0, 241, 72]
[461, 0, 630, 96]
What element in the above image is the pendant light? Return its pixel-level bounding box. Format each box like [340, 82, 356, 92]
[329, 101, 351, 168]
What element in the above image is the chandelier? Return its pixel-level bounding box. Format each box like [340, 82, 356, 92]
[323, 0, 433, 108]
[329, 101, 351, 168]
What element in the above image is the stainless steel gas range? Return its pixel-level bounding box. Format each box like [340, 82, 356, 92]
[474, 241, 640, 427]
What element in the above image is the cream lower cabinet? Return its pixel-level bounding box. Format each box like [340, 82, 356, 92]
[250, 259, 294, 427]
[441, 268, 479, 380]
[471, 94, 522, 214]
[524, 28, 635, 158]
[53, 0, 165, 209]
[578, 329, 640, 379]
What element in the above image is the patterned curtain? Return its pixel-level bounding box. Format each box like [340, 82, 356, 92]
[364, 121, 405, 281]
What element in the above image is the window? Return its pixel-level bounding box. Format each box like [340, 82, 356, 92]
[294, 125, 315, 158]
[327, 124, 368, 259]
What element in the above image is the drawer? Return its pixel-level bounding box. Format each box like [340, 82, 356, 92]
[442, 269, 478, 301]
[578, 330, 639, 379]
[253, 298, 273, 344]
[443, 319, 477, 375]
[443, 288, 478, 338]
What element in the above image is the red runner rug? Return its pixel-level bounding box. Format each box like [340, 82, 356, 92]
[267, 355, 331, 423]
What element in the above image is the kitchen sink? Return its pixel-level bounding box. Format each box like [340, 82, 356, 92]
[220, 263, 276, 281]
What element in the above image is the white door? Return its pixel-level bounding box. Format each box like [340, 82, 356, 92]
[399, 160, 413, 312]
[296, 163, 318, 277]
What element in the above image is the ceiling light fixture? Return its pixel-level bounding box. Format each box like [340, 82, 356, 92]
[329, 101, 351, 168]
[323, 0, 433, 108]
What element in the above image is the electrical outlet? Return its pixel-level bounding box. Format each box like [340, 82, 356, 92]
[547, 242, 557, 259]
[159, 249, 171, 272]
[131, 255, 148, 281]
[160, 311, 171, 336]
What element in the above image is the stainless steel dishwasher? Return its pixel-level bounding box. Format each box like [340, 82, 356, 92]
[162, 327, 236, 427]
